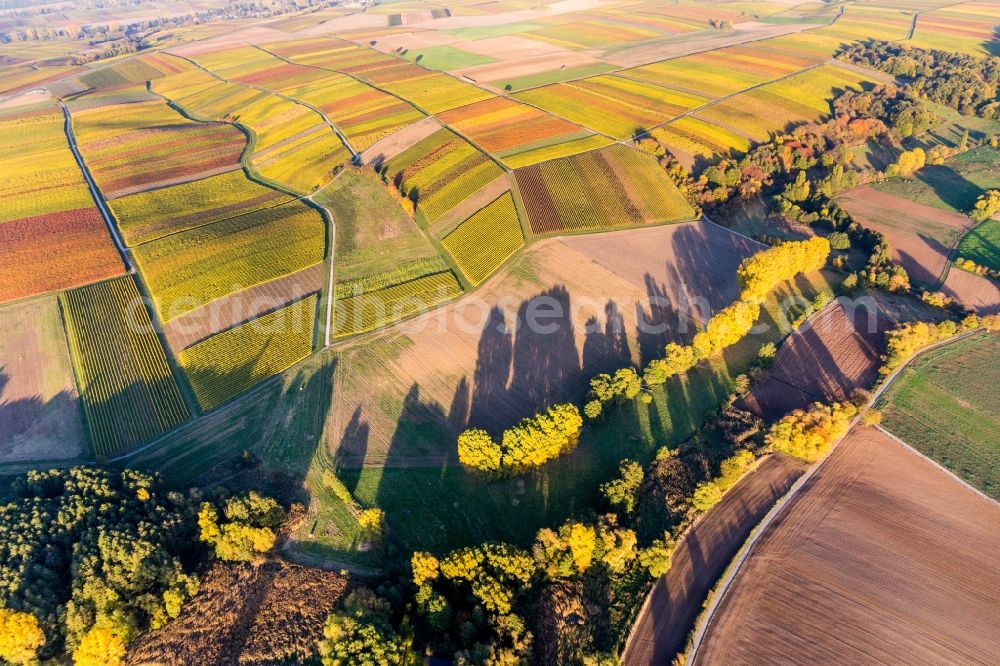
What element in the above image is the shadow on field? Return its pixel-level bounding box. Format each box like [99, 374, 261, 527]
[0, 369, 81, 462]
[915, 164, 985, 213]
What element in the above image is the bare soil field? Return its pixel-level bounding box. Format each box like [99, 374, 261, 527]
[327, 220, 761, 466]
[693, 426, 1000, 665]
[836, 186, 974, 285]
[601, 22, 821, 68]
[126, 559, 349, 666]
[455, 50, 610, 86]
[0, 296, 85, 462]
[740, 298, 887, 420]
[622, 453, 808, 666]
[162, 263, 324, 352]
[360, 116, 440, 165]
[941, 266, 1000, 314]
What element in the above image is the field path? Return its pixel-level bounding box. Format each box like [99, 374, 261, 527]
[621, 453, 808, 666]
[59, 100, 131, 270]
[685, 327, 986, 663]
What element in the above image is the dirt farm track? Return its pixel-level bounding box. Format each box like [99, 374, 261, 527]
[621, 453, 808, 666]
[692, 426, 1000, 665]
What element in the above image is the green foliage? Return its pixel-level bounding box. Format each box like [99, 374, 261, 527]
[970, 189, 1000, 222]
[690, 481, 723, 512]
[717, 449, 756, 491]
[638, 533, 675, 578]
[0, 468, 200, 657]
[827, 231, 850, 250]
[600, 459, 645, 514]
[414, 585, 451, 633]
[765, 401, 858, 461]
[533, 517, 637, 579]
[199, 491, 285, 562]
[439, 544, 537, 614]
[317, 590, 404, 666]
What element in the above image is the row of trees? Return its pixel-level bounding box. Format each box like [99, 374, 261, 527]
[881, 314, 999, 375]
[764, 401, 859, 462]
[457, 403, 584, 475]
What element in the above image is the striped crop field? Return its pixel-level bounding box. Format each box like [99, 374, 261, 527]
[0, 100, 123, 303]
[179, 294, 317, 410]
[500, 134, 615, 169]
[61, 276, 189, 456]
[513, 144, 695, 234]
[622, 41, 818, 98]
[108, 169, 294, 246]
[70, 96, 245, 198]
[333, 269, 463, 338]
[264, 36, 398, 72]
[438, 96, 594, 159]
[519, 17, 669, 50]
[133, 200, 325, 322]
[696, 64, 876, 142]
[78, 52, 194, 89]
[151, 63, 350, 194]
[910, 2, 1000, 55]
[443, 192, 525, 285]
[383, 128, 505, 223]
[0, 64, 82, 96]
[379, 70, 494, 114]
[514, 75, 710, 140]
[815, 6, 913, 43]
[650, 116, 751, 160]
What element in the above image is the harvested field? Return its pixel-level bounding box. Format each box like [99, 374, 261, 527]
[879, 332, 1000, 498]
[126, 559, 350, 666]
[740, 298, 887, 420]
[622, 453, 808, 666]
[162, 263, 325, 352]
[327, 220, 761, 467]
[941, 267, 1000, 314]
[836, 186, 975, 285]
[694, 426, 1000, 665]
[0, 297, 85, 463]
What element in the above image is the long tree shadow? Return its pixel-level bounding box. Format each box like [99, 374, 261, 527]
[0, 369, 84, 464]
[914, 164, 985, 213]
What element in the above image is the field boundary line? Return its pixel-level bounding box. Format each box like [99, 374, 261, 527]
[58, 100, 131, 268]
[875, 424, 1000, 510]
[684, 326, 985, 664]
[701, 213, 768, 248]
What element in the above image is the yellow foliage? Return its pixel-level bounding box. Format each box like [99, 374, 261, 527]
[765, 401, 858, 461]
[457, 428, 503, 473]
[566, 523, 597, 574]
[73, 627, 125, 666]
[737, 237, 830, 303]
[692, 300, 761, 359]
[0, 609, 45, 665]
[411, 552, 440, 586]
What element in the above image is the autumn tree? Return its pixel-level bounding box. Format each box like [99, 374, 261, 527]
[971, 189, 1000, 222]
[0, 609, 44, 665]
[317, 590, 405, 666]
[765, 401, 858, 461]
[199, 491, 285, 562]
[439, 544, 537, 614]
[600, 459, 644, 514]
[73, 627, 125, 666]
[411, 551, 440, 586]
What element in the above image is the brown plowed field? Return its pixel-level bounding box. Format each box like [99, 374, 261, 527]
[694, 426, 1000, 665]
[622, 453, 808, 666]
[836, 187, 974, 284]
[162, 263, 325, 352]
[740, 298, 887, 420]
[837, 187, 1000, 313]
[328, 220, 761, 466]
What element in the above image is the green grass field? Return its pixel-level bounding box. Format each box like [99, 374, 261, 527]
[879, 332, 1000, 500]
[957, 219, 1000, 271]
[405, 45, 495, 71]
[872, 146, 1000, 215]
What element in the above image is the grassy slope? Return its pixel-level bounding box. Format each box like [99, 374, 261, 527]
[957, 219, 1000, 271]
[879, 332, 1000, 499]
[871, 146, 1000, 215]
[314, 169, 439, 281]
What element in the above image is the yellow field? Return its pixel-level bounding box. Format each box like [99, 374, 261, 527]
[443, 193, 525, 285]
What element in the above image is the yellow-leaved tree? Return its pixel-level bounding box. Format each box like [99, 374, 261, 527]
[0, 609, 45, 665]
[73, 627, 125, 666]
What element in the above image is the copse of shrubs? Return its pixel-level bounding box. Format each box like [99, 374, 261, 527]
[765, 401, 858, 461]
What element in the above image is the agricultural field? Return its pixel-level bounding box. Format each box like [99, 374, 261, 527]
[332, 268, 463, 338]
[61, 276, 190, 456]
[513, 144, 694, 234]
[514, 75, 710, 140]
[879, 332, 1000, 499]
[151, 63, 350, 194]
[910, 1, 1000, 55]
[436, 96, 598, 164]
[0, 297, 85, 463]
[314, 168, 438, 282]
[77, 52, 191, 89]
[133, 200, 325, 322]
[739, 298, 887, 421]
[694, 425, 1000, 664]
[442, 192, 525, 284]
[0, 63, 82, 95]
[0, 99, 123, 303]
[108, 169, 294, 246]
[180, 294, 318, 410]
[649, 117, 751, 166]
[381, 127, 505, 223]
[957, 219, 1000, 271]
[70, 93, 246, 198]
[871, 146, 1000, 215]
[696, 64, 876, 141]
